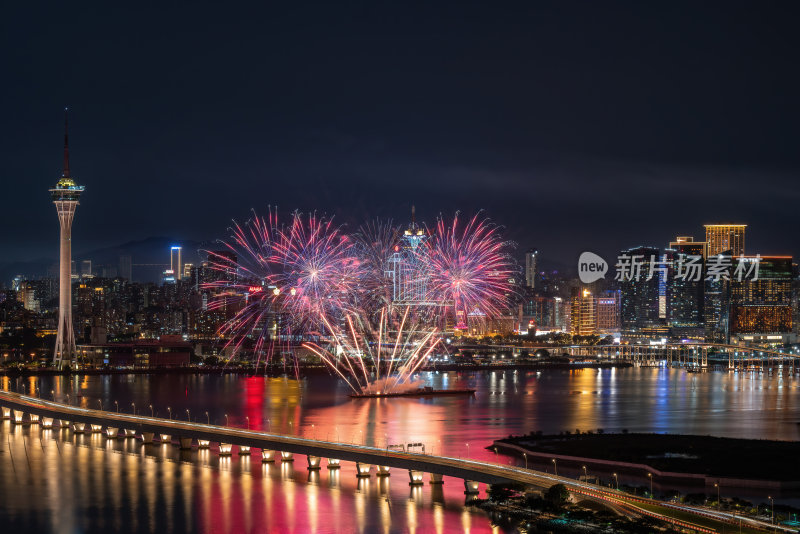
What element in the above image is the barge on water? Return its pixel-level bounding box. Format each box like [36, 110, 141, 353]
[349, 386, 476, 399]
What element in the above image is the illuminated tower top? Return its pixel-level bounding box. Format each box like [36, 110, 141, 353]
[50, 108, 84, 202]
[403, 204, 426, 249]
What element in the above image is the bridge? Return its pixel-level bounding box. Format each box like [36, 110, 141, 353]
[0, 390, 792, 533]
[456, 342, 800, 372]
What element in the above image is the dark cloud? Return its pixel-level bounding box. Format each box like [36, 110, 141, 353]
[1, 1, 798, 275]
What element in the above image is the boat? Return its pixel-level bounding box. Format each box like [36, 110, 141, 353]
[349, 386, 476, 399]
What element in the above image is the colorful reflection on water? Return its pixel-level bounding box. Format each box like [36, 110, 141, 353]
[0, 367, 798, 532]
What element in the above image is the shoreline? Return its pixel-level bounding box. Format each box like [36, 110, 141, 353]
[492, 433, 800, 494]
[0, 360, 632, 377]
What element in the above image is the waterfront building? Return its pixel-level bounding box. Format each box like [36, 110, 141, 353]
[704, 252, 732, 343]
[619, 246, 662, 337]
[595, 290, 620, 333]
[667, 236, 706, 339]
[569, 287, 596, 336]
[51, 110, 85, 368]
[705, 224, 746, 256]
[730, 255, 794, 345]
[77, 335, 192, 368]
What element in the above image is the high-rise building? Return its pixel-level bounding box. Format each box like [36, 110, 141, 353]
[730, 256, 793, 342]
[206, 251, 238, 284]
[667, 236, 706, 332]
[119, 255, 132, 281]
[170, 246, 183, 281]
[569, 287, 596, 336]
[524, 248, 538, 289]
[51, 109, 85, 369]
[704, 224, 746, 256]
[619, 246, 663, 333]
[704, 251, 732, 343]
[81, 259, 92, 278]
[595, 290, 621, 332]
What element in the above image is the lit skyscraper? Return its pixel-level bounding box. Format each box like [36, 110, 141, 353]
[667, 236, 706, 333]
[171, 246, 183, 280]
[524, 248, 538, 289]
[704, 224, 746, 256]
[51, 110, 85, 369]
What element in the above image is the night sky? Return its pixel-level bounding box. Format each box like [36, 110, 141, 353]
[2, 2, 799, 272]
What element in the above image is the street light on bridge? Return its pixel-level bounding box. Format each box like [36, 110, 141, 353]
[552, 458, 558, 476]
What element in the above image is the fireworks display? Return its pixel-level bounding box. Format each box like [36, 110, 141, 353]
[302, 306, 442, 394]
[205, 209, 517, 392]
[419, 213, 516, 328]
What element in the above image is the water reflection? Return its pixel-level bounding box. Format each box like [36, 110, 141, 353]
[2, 368, 799, 532]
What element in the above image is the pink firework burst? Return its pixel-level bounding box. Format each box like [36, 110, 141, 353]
[420, 212, 516, 325]
[268, 211, 363, 324]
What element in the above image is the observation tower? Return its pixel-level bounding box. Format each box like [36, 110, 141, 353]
[50, 109, 84, 369]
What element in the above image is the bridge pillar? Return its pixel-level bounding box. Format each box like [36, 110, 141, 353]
[11, 410, 25, 424]
[261, 450, 276, 462]
[141, 432, 154, 444]
[124, 429, 137, 438]
[41, 417, 53, 429]
[159, 434, 171, 444]
[307, 455, 321, 470]
[376, 465, 390, 477]
[179, 437, 193, 450]
[218, 443, 232, 456]
[327, 458, 340, 469]
[356, 463, 371, 477]
[1, 407, 10, 419]
[90, 424, 103, 433]
[72, 422, 85, 433]
[28, 413, 40, 424]
[198, 440, 210, 449]
[430, 472, 444, 484]
[408, 470, 424, 486]
[464, 480, 480, 494]
[105, 427, 119, 438]
[59, 419, 70, 428]
[238, 445, 251, 455]
[280, 451, 294, 462]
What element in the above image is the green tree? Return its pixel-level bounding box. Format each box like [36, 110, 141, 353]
[544, 483, 570, 509]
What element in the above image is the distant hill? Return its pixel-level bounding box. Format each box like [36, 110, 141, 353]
[1, 237, 221, 286]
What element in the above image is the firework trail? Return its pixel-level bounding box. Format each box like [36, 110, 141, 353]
[302, 306, 442, 394]
[352, 219, 402, 314]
